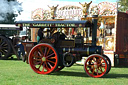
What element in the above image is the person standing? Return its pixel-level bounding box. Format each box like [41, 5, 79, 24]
[37, 28, 44, 43]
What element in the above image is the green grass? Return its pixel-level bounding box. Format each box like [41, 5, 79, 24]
[0, 59, 128, 85]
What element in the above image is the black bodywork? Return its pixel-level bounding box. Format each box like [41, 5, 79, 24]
[16, 17, 102, 67]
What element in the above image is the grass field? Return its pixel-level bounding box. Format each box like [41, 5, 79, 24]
[0, 58, 128, 85]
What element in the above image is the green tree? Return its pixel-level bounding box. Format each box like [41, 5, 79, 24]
[0, 0, 22, 24]
[118, 0, 128, 12]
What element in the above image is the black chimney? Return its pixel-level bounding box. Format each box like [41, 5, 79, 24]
[92, 15, 98, 46]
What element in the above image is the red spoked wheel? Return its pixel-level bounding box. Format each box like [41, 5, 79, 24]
[29, 43, 59, 74]
[84, 54, 108, 78]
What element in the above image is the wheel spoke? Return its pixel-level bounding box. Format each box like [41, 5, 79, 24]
[97, 58, 101, 63]
[0, 42, 5, 46]
[1, 47, 8, 49]
[96, 68, 99, 75]
[93, 57, 96, 62]
[1, 50, 6, 54]
[87, 62, 94, 66]
[99, 67, 103, 73]
[47, 60, 55, 64]
[38, 51, 43, 57]
[87, 64, 93, 67]
[33, 58, 41, 65]
[97, 62, 102, 66]
[44, 47, 47, 57]
[34, 58, 42, 61]
[33, 51, 42, 58]
[46, 48, 51, 56]
[101, 65, 106, 68]
[3, 44, 8, 47]
[47, 57, 55, 59]
[89, 59, 93, 63]
[101, 66, 106, 69]
[48, 62, 53, 69]
[33, 61, 41, 65]
[1, 47, 5, 50]
[92, 68, 95, 74]
[45, 62, 50, 71]
[32, 54, 41, 59]
[47, 53, 55, 58]
[38, 61, 43, 70]
[36, 55, 42, 58]
[42, 63, 45, 72]
[38, 47, 44, 56]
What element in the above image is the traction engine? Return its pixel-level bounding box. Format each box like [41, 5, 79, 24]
[16, 15, 111, 78]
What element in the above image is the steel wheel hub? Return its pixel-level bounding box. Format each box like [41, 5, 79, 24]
[42, 57, 46, 62]
[94, 62, 98, 68]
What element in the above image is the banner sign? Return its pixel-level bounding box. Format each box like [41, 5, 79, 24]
[16, 21, 91, 28]
[17, 23, 85, 28]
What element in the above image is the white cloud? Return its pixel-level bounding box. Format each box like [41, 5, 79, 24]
[0, 0, 22, 21]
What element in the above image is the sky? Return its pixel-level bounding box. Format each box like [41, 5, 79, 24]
[16, 0, 117, 21]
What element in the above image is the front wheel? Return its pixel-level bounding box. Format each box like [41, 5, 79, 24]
[29, 43, 59, 74]
[84, 54, 108, 78]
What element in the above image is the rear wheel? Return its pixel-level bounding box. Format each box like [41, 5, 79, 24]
[29, 43, 59, 74]
[0, 36, 11, 59]
[84, 54, 108, 78]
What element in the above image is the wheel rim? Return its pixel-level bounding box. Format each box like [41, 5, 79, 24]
[103, 54, 111, 74]
[0, 36, 11, 59]
[29, 43, 58, 74]
[84, 54, 108, 78]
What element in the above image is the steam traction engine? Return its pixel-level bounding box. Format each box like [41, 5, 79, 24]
[16, 15, 111, 78]
[0, 24, 21, 60]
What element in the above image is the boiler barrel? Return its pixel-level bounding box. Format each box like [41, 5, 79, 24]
[62, 46, 102, 56]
